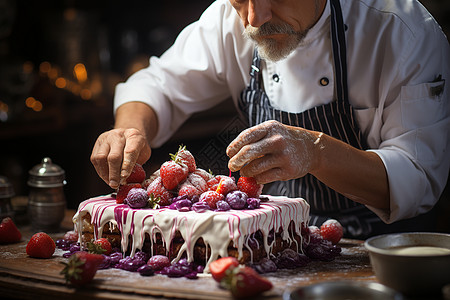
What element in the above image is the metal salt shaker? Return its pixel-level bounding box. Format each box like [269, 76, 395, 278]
[28, 157, 67, 232]
[0, 176, 15, 221]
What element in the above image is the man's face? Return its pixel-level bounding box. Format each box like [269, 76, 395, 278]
[229, 0, 325, 61]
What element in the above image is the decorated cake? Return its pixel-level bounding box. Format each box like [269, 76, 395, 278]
[71, 146, 340, 276]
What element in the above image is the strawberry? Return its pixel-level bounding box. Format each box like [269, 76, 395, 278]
[0, 217, 22, 244]
[210, 256, 239, 282]
[199, 191, 224, 209]
[178, 173, 208, 197]
[147, 177, 172, 206]
[178, 183, 201, 198]
[160, 160, 188, 190]
[320, 219, 344, 244]
[26, 232, 56, 258]
[116, 183, 142, 204]
[193, 168, 214, 182]
[60, 251, 104, 286]
[215, 176, 237, 195]
[173, 145, 196, 173]
[87, 238, 112, 255]
[126, 163, 146, 183]
[221, 265, 273, 298]
[237, 177, 263, 198]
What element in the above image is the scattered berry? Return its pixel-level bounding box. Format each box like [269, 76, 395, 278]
[308, 225, 321, 236]
[26, 232, 56, 258]
[60, 251, 104, 286]
[320, 219, 344, 245]
[221, 265, 273, 298]
[116, 183, 142, 204]
[87, 238, 112, 256]
[126, 163, 146, 184]
[63, 230, 78, 243]
[209, 256, 239, 282]
[199, 191, 224, 209]
[0, 217, 22, 244]
[125, 188, 149, 208]
[147, 255, 171, 271]
[237, 177, 263, 198]
[160, 160, 189, 190]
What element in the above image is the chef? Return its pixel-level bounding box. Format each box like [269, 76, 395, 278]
[91, 0, 450, 238]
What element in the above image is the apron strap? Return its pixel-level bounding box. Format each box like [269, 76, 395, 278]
[330, 0, 350, 104]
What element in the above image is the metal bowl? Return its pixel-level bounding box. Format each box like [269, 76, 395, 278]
[365, 232, 450, 296]
[283, 281, 404, 300]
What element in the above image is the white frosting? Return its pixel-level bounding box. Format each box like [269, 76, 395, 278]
[73, 194, 310, 272]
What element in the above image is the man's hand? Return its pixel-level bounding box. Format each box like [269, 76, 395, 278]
[91, 128, 151, 189]
[226, 120, 322, 184]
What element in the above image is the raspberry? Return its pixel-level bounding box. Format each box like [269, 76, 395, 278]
[207, 175, 230, 191]
[125, 188, 149, 208]
[237, 177, 263, 198]
[215, 176, 238, 195]
[126, 163, 146, 183]
[199, 191, 224, 209]
[320, 219, 344, 244]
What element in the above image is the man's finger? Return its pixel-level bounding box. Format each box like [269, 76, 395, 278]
[226, 125, 268, 158]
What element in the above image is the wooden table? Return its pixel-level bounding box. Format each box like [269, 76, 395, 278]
[0, 211, 440, 299]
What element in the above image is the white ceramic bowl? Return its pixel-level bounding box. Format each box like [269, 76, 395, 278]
[365, 232, 450, 296]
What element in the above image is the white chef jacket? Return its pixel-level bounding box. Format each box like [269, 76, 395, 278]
[114, 0, 450, 224]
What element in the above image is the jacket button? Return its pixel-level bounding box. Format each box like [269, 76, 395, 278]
[272, 74, 280, 82]
[319, 77, 329, 86]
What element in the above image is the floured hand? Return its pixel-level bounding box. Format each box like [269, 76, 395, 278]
[91, 128, 151, 189]
[226, 120, 323, 184]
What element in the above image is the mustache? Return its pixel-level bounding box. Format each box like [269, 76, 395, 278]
[244, 22, 297, 38]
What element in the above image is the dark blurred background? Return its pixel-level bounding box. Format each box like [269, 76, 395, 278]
[0, 0, 449, 231]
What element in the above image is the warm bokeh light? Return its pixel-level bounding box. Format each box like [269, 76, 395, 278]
[74, 63, 88, 83]
[25, 97, 36, 108]
[39, 61, 51, 74]
[55, 77, 67, 89]
[80, 89, 92, 100]
[32, 100, 43, 112]
[25, 97, 43, 112]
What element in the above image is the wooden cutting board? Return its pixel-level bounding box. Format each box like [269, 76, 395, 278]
[0, 231, 375, 299]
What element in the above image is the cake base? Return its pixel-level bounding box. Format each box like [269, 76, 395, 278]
[73, 194, 310, 271]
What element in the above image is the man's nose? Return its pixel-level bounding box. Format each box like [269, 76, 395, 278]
[247, 0, 272, 27]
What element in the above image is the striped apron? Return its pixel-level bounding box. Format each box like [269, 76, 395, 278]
[238, 0, 382, 239]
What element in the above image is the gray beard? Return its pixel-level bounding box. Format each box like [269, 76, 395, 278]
[243, 22, 309, 62]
